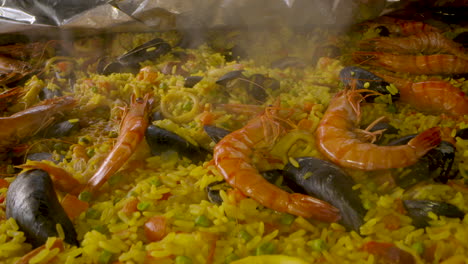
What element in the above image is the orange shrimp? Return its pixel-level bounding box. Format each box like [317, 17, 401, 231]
[316, 90, 441, 171]
[0, 96, 75, 148]
[17, 161, 84, 195]
[376, 74, 468, 116]
[352, 52, 468, 75]
[0, 86, 24, 111]
[0, 54, 33, 85]
[213, 107, 340, 222]
[85, 93, 154, 193]
[363, 17, 442, 36]
[359, 32, 468, 60]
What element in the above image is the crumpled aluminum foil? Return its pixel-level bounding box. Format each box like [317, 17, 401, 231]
[0, 0, 390, 34]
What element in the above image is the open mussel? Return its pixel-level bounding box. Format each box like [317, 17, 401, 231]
[216, 71, 279, 104]
[203, 125, 231, 144]
[102, 38, 171, 75]
[6, 169, 78, 248]
[339, 66, 399, 101]
[146, 125, 209, 163]
[184, 76, 203, 88]
[339, 66, 399, 102]
[270, 57, 307, 69]
[403, 199, 465, 228]
[283, 157, 366, 232]
[388, 135, 456, 186]
[43, 120, 81, 138]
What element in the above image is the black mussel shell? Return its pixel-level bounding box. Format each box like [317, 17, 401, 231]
[388, 136, 456, 186]
[6, 169, 78, 248]
[206, 181, 231, 205]
[151, 111, 165, 122]
[339, 66, 399, 102]
[146, 125, 209, 163]
[283, 157, 366, 232]
[203, 125, 231, 144]
[184, 76, 203, 88]
[117, 38, 171, 66]
[403, 199, 465, 228]
[216, 70, 245, 86]
[271, 57, 307, 69]
[453, 32, 468, 48]
[456, 128, 468, 140]
[26, 152, 61, 164]
[43, 120, 80, 138]
[103, 38, 171, 75]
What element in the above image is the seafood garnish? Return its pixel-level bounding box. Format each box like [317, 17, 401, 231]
[86, 94, 153, 193]
[316, 90, 441, 170]
[352, 52, 468, 75]
[214, 107, 340, 222]
[6, 169, 78, 248]
[203, 125, 231, 144]
[102, 38, 171, 74]
[375, 73, 468, 116]
[283, 157, 366, 232]
[146, 125, 210, 162]
[0, 96, 75, 148]
[339, 66, 399, 102]
[403, 199, 465, 228]
[359, 32, 468, 60]
[388, 136, 456, 185]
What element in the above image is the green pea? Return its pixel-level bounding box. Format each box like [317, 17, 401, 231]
[108, 131, 118, 138]
[387, 104, 397, 113]
[86, 208, 101, 220]
[175, 255, 192, 264]
[98, 250, 113, 264]
[78, 191, 92, 202]
[411, 242, 424, 255]
[194, 215, 212, 227]
[86, 148, 95, 158]
[224, 253, 239, 263]
[256, 242, 276, 255]
[238, 230, 252, 242]
[280, 214, 296, 225]
[108, 173, 122, 186]
[150, 178, 162, 187]
[78, 136, 91, 145]
[309, 238, 327, 252]
[137, 201, 151, 211]
[92, 225, 109, 235]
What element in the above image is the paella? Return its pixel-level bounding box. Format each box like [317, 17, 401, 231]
[0, 10, 468, 264]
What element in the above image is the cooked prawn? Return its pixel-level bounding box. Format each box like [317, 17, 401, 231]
[85, 93, 153, 193]
[376, 73, 468, 116]
[359, 32, 468, 60]
[0, 54, 33, 85]
[17, 161, 83, 195]
[0, 95, 75, 148]
[352, 52, 468, 75]
[0, 86, 24, 111]
[213, 107, 340, 222]
[363, 17, 442, 36]
[316, 90, 442, 170]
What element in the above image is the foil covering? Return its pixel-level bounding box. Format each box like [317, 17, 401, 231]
[0, 0, 390, 34]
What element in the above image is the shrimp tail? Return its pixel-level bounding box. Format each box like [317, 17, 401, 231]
[288, 193, 341, 222]
[408, 127, 441, 157]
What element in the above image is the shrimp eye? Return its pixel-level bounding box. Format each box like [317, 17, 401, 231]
[136, 97, 144, 103]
